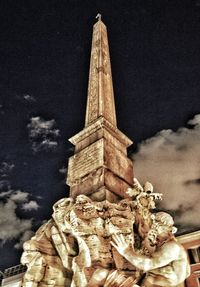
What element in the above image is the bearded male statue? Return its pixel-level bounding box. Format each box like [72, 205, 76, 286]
[111, 212, 190, 287]
[20, 179, 190, 287]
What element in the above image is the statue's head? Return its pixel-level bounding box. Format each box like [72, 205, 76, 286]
[150, 212, 177, 243]
[53, 197, 74, 213]
[75, 194, 92, 205]
[154, 212, 174, 227]
[74, 194, 96, 219]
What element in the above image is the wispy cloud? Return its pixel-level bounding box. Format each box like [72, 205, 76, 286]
[16, 94, 36, 103]
[0, 199, 32, 245]
[132, 114, 200, 233]
[23, 94, 36, 102]
[0, 179, 29, 203]
[0, 180, 11, 190]
[0, 185, 39, 247]
[10, 190, 29, 202]
[59, 165, 68, 175]
[14, 230, 34, 249]
[0, 162, 15, 177]
[27, 116, 60, 153]
[0, 190, 12, 198]
[22, 200, 39, 211]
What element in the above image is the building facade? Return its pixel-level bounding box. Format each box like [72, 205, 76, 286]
[178, 230, 200, 287]
[1, 264, 26, 287]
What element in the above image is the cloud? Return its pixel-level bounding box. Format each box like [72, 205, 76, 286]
[10, 190, 29, 202]
[0, 162, 15, 177]
[184, 178, 200, 185]
[16, 94, 36, 103]
[0, 180, 11, 191]
[0, 187, 39, 246]
[0, 190, 12, 198]
[0, 200, 32, 244]
[27, 116, 60, 153]
[23, 94, 36, 102]
[132, 114, 200, 233]
[22, 200, 39, 211]
[14, 230, 34, 249]
[0, 188, 29, 203]
[59, 166, 68, 175]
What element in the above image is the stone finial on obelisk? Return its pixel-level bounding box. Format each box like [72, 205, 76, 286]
[96, 13, 102, 21]
[67, 17, 134, 202]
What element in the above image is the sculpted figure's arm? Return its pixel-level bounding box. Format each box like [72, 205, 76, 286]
[111, 234, 180, 272]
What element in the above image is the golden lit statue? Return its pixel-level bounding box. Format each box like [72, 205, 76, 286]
[20, 179, 190, 287]
[111, 212, 191, 287]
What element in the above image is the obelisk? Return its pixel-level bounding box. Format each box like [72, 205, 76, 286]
[67, 16, 134, 202]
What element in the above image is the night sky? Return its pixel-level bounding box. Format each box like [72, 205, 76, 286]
[0, 0, 200, 270]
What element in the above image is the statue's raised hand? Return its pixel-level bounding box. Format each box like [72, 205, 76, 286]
[110, 234, 130, 256]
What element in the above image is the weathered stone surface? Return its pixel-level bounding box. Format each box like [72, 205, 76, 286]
[69, 166, 133, 201]
[69, 167, 104, 198]
[67, 20, 134, 202]
[67, 137, 133, 195]
[69, 117, 132, 154]
[104, 140, 133, 185]
[105, 170, 132, 198]
[67, 133, 133, 200]
[67, 139, 104, 185]
[90, 187, 121, 202]
[85, 19, 116, 127]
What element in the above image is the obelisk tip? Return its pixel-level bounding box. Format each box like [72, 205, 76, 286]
[95, 13, 102, 22]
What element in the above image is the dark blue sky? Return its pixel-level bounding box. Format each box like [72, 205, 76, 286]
[0, 0, 200, 270]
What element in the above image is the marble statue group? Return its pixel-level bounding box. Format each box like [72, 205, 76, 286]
[20, 178, 190, 287]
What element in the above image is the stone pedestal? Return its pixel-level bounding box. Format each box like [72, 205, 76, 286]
[67, 118, 133, 202]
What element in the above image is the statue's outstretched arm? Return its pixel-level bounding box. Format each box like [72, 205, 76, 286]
[111, 234, 180, 272]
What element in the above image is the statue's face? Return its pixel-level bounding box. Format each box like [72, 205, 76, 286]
[75, 195, 91, 205]
[156, 223, 170, 233]
[74, 195, 96, 218]
[147, 219, 172, 246]
[150, 222, 172, 245]
[156, 223, 172, 239]
[150, 212, 174, 243]
[147, 229, 158, 246]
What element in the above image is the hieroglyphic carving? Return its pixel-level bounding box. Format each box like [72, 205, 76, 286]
[67, 139, 104, 184]
[67, 137, 133, 200]
[86, 25, 99, 124]
[85, 20, 116, 127]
